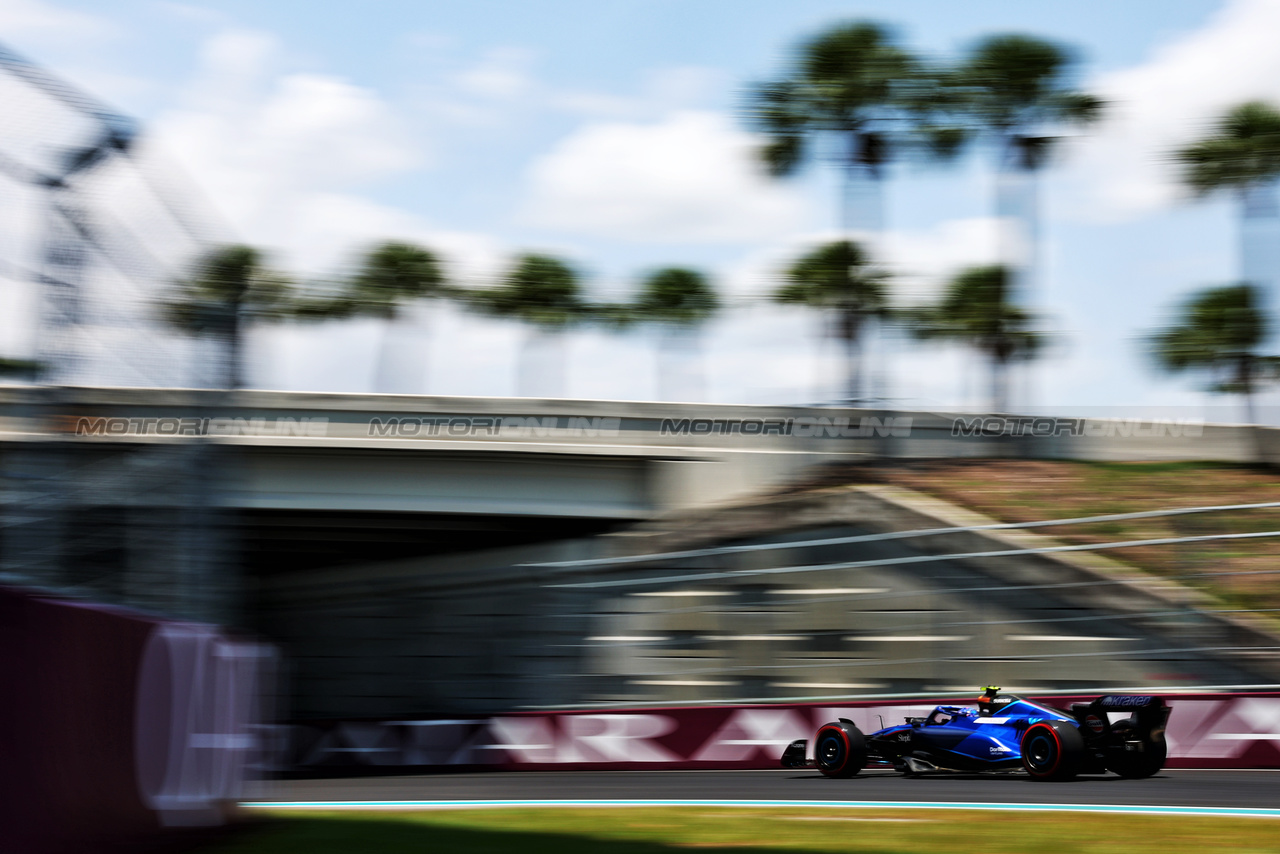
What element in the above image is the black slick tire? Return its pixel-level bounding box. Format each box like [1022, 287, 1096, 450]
[814, 721, 867, 779]
[1107, 735, 1167, 779]
[1021, 720, 1085, 781]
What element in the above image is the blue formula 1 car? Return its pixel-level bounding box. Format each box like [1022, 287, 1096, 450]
[782, 688, 1170, 781]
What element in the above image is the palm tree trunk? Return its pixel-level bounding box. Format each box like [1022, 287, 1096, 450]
[1240, 356, 1258, 425]
[996, 150, 1040, 298]
[227, 305, 243, 390]
[373, 304, 428, 394]
[518, 326, 565, 398]
[1239, 181, 1280, 421]
[844, 332, 862, 404]
[813, 314, 837, 403]
[991, 353, 1008, 414]
[842, 139, 885, 237]
[839, 310, 863, 404]
[1240, 180, 1280, 290]
[838, 135, 883, 405]
[371, 318, 397, 394]
[994, 137, 1042, 412]
[657, 325, 706, 402]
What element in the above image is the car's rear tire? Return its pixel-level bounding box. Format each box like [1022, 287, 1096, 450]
[1107, 723, 1167, 778]
[814, 721, 867, 778]
[1021, 721, 1084, 781]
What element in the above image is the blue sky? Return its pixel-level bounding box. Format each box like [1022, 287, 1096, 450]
[4, 0, 1279, 416]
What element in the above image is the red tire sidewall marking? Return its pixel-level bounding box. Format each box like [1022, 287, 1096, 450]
[1025, 723, 1062, 777]
[818, 726, 851, 772]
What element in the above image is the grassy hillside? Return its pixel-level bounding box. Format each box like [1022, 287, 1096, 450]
[820, 460, 1280, 615]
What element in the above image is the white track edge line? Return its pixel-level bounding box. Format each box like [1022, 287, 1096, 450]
[241, 799, 1280, 818]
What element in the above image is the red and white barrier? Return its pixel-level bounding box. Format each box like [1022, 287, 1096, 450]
[292, 692, 1280, 772]
[0, 587, 275, 853]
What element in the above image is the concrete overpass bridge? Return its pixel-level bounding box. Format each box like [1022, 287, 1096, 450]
[7, 386, 1272, 520]
[0, 387, 880, 582]
[1, 385, 1274, 598]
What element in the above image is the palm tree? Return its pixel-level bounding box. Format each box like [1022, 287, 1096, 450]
[749, 22, 959, 404]
[1178, 102, 1280, 196]
[0, 358, 41, 380]
[1151, 283, 1276, 424]
[326, 241, 447, 393]
[773, 240, 888, 402]
[907, 265, 1040, 412]
[465, 253, 589, 397]
[162, 244, 293, 389]
[952, 34, 1103, 301]
[346, 241, 447, 319]
[292, 241, 449, 393]
[633, 268, 719, 401]
[749, 21, 945, 237]
[1176, 102, 1280, 307]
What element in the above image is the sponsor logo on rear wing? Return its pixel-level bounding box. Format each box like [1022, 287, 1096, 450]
[1097, 695, 1164, 708]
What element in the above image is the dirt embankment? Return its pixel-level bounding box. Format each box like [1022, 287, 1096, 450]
[790, 459, 1280, 612]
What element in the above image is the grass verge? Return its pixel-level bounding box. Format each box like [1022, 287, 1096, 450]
[200, 807, 1280, 854]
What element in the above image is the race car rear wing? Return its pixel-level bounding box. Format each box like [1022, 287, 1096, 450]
[1069, 694, 1170, 736]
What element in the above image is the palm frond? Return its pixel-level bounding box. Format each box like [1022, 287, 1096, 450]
[1175, 101, 1280, 195]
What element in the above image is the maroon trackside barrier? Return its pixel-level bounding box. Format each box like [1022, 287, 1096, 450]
[291, 692, 1280, 773]
[0, 587, 273, 853]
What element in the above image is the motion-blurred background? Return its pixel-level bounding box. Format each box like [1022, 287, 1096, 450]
[2, 1, 1280, 851]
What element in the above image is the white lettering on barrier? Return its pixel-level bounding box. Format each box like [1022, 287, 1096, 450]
[392, 721, 493, 766]
[1203, 698, 1280, 751]
[1163, 700, 1223, 759]
[692, 709, 809, 762]
[488, 714, 677, 763]
[562, 714, 678, 763]
[1161, 699, 1280, 759]
[487, 717, 557, 763]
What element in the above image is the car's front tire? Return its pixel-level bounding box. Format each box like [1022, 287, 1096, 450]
[814, 721, 867, 778]
[1021, 721, 1084, 781]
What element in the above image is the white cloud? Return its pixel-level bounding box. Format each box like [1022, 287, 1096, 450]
[150, 28, 476, 275]
[428, 51, 725, 127]
[159, 29, 419, 205]
[153, 1, 229, 27]
[549, 66, 726, 119]
[0, 0, 154, 107]
[0, 0, 112, 42]
[519, 110, 806, 242]
[453, 47, 536, 100]
[1072, 0, 1280, 220]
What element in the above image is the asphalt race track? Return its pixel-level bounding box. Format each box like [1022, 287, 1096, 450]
[247, 769, 1280, 812]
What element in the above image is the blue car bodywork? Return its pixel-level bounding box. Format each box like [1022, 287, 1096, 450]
[782, 688, 1170, 781]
